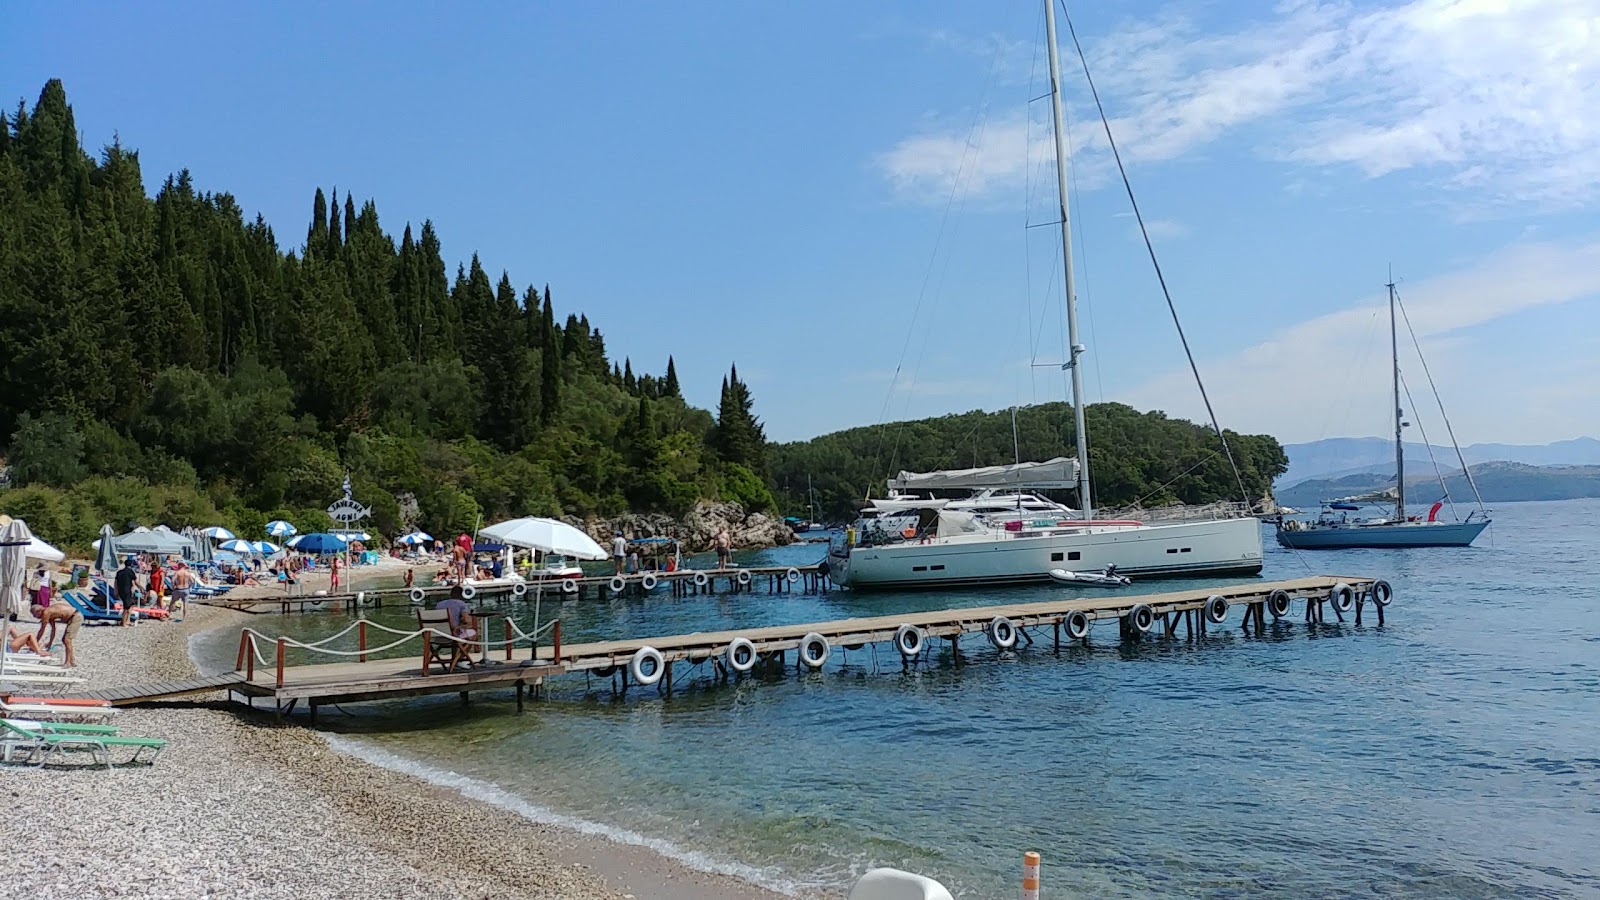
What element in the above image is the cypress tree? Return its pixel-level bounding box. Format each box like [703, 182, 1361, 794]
[664, 355, 680, 397]
[343, 192, 357, 250]
[623, 358, 636, 393]
[307, 187, 328, 255]
[326, 187, 343, 260]
[539, 289, 560, 422]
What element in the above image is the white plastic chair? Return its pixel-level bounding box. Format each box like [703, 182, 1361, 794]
[848, 868, 956, 900]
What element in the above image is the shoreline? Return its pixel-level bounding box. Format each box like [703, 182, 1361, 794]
[6, 604, 803, 900]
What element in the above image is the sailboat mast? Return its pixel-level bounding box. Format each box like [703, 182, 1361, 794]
[1390, 279, 1406, 521]
[1043, 0, 1092, 520]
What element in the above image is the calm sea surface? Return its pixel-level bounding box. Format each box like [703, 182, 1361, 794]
[193, 500, 1600, 898]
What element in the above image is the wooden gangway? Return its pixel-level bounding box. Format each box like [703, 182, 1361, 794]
[200, 564, 831, 615]
[55, 672, 247, 706]
[226, 575, 1386, 717]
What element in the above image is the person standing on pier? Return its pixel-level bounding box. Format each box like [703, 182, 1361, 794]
[612, 531, 627, 575]
[715, 528, 732, 570]
[115, 556, 139, 627]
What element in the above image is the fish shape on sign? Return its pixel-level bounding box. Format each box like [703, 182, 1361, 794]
[326, 497, 372, 523]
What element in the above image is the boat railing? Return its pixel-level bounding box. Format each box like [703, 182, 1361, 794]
[1107, 500, 1257, 523]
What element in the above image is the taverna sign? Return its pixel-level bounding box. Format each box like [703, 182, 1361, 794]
[326, 497, 372, 524]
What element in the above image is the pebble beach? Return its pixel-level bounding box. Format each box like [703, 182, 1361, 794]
[3, 600, 795, 900]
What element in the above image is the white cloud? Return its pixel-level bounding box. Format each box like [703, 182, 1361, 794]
[879, 0, 1600, 208]
[1119, 237, 1600, 442]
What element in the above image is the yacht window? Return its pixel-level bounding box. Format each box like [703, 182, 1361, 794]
[1069, 551, 1080, 561]
[1050, 552, 1063, 562]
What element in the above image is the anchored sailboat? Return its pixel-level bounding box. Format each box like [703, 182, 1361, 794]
[827, 0, 1263, 590]
[1276, 280, 1491, 549]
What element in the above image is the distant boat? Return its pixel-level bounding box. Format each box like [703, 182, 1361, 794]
[1276, 280, 1490, 549]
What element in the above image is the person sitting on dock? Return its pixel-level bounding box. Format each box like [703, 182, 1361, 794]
[434, 588, 477, 665]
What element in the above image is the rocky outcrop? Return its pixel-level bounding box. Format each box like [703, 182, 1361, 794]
[575, 502, 795, 551]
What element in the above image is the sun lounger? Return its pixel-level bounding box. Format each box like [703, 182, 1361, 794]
[0, 699, 118, 722]
[0, 718, 165, 767]
[0, 672, 86, 692]
[61, 590, 124, 623]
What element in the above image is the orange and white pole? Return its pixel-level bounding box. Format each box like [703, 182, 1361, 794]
[1022, 850, 1040, 900]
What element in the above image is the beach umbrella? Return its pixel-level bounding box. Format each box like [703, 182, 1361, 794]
[192, 528, 214, 564]
[265, 519, 297, 538]
[199, 526, 236, 540]
[290, 533, 348, 554]
[0, 518, 33, 620]
[25, 535, 66, 563]
[479, 518, 607, 560]
[253, 541, 281, 556]
[94, 524, 119, 574]
[396, 531, 431, 546]
[329, 529, 370, 543]
[117, 529, 194, 556]
[218, 539, 255, 554]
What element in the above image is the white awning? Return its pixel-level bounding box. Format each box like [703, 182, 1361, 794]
[888, 457, 1080, 492]
[868, 498, 951, 512]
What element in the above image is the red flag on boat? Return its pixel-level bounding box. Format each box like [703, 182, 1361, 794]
[1427, 501, 1443, 522]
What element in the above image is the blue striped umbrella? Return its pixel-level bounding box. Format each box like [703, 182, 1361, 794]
[265, 520, 298, 538]
[252, 541, 281, 556]
[218, 539, 255, 554]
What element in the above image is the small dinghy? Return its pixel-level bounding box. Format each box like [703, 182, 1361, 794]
[1047, 564, 1131, 587]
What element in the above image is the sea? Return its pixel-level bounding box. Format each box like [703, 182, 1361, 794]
[191, 499, 1600, 898]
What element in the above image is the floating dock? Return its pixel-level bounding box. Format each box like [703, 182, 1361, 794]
[199, 564, 833, 615]
[189, 575, 1385, 718]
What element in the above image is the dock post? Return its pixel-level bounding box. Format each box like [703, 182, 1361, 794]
[516, 681, 525, 712]
[1355, 593, 1364, 626]
[505, 618, 513, 661]
[664, 661, 673, 696]
[1053, 620, 1061, 653]
[309, 701, 318, 724]
[1023, 851, 1041, 900]
[275, 638, 285, 689]
[359, 620, 367, 662]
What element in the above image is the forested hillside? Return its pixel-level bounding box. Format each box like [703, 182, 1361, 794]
[0, 80, 772, 549]
[770, 402, 1287, 522]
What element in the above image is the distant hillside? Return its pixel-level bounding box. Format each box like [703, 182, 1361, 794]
[1279, 436, 1600, 487]
[1275, 461, 1600, 508]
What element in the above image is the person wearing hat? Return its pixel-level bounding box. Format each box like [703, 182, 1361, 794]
[115, 556, 140, 627]
[612, 531, 627, 576]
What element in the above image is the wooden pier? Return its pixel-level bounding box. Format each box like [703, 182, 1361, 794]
[199, 564, 832, 615]
[213, 575, 1386, 717]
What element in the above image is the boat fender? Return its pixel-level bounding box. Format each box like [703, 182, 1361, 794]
[608, 575, 627, 594]
[988, 616, 1018, 651]
[693, 571, 709, 587]
[560, 578, 578, 594]
[641, 572, 659, 591]
[629, 646, 665, 686]
[1065, 610, 1090, 641]
[1267, 589, 1292, 619]
[511, 582, 527, 597]
[1126, 603, 1155, 634]
[460, 583, 476, 601]
[726, 637, 757, 673]
[798, 632, 830, 669]
[894, 624, 925, 658]
[1368, 580, 1393, 607]
[785, 566, 801, 583]
[1204, 595, 1229, 624]
[309, 596, 324, 609]
[409, 587, 426, 605]
[1329, 582, 1354, 613]
[735, 569, 751, 586]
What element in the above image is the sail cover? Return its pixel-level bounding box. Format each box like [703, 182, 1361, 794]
[889, 458, 1079, 492]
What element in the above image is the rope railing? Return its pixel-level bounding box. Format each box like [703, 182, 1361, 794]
[236, 615, 563, 688]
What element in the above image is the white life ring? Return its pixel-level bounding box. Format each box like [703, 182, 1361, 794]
[735, 569, 751, 586]
[693, 571, 708, 587]
[1204, 595, 1229, 624]
[309, 596, 325, 609]
[785, 566, 801, 583]
[561, 578, 578, 594]
[1065, 610, 1090, 641]
[511, 582, 527, 597]
[629, 646, 665, 686]
[641, 572, 659, 591]
[1267, 589, 1292, 619]
[1369, 580, 1393, 607]
[726, 637, 757, 673]
[409, 587, 427, 605]
[609, 575, 627, 594]
[894, 624, 924, 658]
[460, 583, 477, 601]
[988, 616, 1018, 650]
[1126, 603, 1155, 634]
[1329, 582, 1355, 613]
[798, 632, 830, 669]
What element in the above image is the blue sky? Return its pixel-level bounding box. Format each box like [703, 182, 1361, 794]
[6, 0, 1597, 445]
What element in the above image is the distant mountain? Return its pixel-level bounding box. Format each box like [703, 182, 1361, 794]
[1279, 436, 1600, 487]
[1275, 461, 1600, 508]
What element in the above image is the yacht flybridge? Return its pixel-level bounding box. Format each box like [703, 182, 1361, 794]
[826, 0, 1264, 590]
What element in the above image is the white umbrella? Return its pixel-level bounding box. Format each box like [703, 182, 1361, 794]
[0, 518, 33, 620]
[117, 529, 194, 555]
[25, 536, 65, 563]
[479, 518, 607, 560]
[200, 526, 236, 540]
[396, 531, 431, 546]
[265, 520, 297, 538]
[329, 530, 370, 542]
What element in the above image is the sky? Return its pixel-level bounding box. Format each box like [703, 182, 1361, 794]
[5, 0, 1597, 446]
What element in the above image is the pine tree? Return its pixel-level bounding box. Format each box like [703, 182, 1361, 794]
[714, 363, 767, 475]
[664, 355, 680, 397]
[326, 187, 343, 260]
[539, 289, 560, 423]
[307, 187, 328, 255]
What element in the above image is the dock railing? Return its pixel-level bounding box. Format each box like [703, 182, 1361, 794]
[235, 615, 562, 688]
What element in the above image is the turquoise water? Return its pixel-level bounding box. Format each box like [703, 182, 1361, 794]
[193, 501, 1600, 897]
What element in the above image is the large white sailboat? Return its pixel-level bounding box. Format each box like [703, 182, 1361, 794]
[827, 2, 1264, 590]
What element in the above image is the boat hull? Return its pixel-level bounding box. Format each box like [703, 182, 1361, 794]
[829, 517, 1263, 590]
[1275, 519, 1489, 549]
